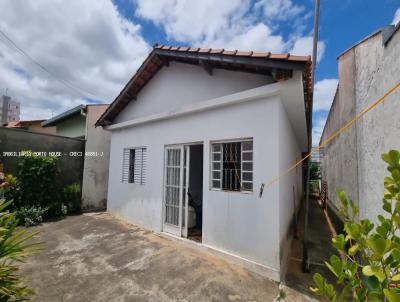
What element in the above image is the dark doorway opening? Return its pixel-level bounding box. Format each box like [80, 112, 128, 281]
[187, 144, 203, 242]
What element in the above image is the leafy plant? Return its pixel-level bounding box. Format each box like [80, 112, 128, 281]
[310, 150, 400, 301]
[63, 183, 81, 214]
[16, 206, 48, 227]
[309, 180, 320, 194]
[3, 175, 20, 207]
[4, 152, 70, 222]
[16, 151, 59, 211]
[0, 199, 41, 300]
[310, 161, 321, 180]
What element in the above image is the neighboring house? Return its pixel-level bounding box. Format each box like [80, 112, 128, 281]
[5, 119, 56, 135]
[42, 104, 111, 210]
[42, 105, 87, 138]
[96, 44, 312, 281]
[0, 95, 20, 125]
[320, 23, 400, 223]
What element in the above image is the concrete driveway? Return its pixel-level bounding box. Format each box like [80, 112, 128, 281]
[20, 213, 316, 302]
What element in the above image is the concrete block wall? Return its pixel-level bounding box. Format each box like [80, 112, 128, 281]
[321, 28, 400, 223]
[0, 127, 84, 187]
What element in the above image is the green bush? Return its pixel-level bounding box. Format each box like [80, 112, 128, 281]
[310, 161, 321, 180]
[310, 150, 400, 301]
[0, 199, 41, 300]
[3, 151, 74, 223]
[63, 182, 81, 214]
[309, 180, 320, 194]
[16, 206, 48, 227]
[17, 151, 60, 213]
[3, 174, 20, 206]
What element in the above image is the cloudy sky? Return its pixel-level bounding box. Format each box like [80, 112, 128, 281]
[0, 0, 399, 144]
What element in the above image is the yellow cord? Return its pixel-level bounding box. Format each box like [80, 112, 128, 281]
[261, 81, 400, 191]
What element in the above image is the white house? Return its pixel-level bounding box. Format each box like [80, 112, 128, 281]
[96, 44, 312, 281]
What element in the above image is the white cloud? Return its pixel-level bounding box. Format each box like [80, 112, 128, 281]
[290, 36, 326, 62]
[312, 115, 327, 146]
[254, 0, 304, 22]
[135, 0, 322, 57]
[0, 0, 150, 120]
[312, 78, 339, 146]
[210, 23, 287, 53]
[392, 8, 400, 25]
[313, 79, 338, 111]
[0, 0, 327, 120]
[136, 0, 252, 44]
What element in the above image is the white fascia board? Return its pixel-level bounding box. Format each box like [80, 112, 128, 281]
[106, 83, 280, 131]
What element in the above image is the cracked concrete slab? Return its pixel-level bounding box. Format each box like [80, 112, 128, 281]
[20, 213, 315, 301]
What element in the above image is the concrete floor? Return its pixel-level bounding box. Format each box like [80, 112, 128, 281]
[20, 212, 316, 302]
[285, 197, 337, 297]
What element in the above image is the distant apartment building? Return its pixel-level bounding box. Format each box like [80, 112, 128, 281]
[320, 23, 400, 223]
[0, 95, 20, 125]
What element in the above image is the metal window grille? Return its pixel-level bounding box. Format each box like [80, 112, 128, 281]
[122, 147, 146, 184]
[211, 140, 253, 192]
[240, 141, 253, 191]
[211, 144, 222, 189]
[164, 148, 181, 225]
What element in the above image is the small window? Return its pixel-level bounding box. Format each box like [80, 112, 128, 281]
[122, 147, 146, 184]
[211, 139, 253, 192]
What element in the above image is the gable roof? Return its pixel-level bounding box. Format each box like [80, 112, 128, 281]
[96, 44, 312, 127]
[41, 105, 86, 127]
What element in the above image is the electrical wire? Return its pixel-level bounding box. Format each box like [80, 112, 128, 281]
[0, 28, 107, 101]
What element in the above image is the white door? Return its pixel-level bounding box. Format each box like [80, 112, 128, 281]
[163, 146, 190, 237]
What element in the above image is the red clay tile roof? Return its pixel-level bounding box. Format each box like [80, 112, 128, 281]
[96, 44, 312, 132]
[154, 44, 311, 62]
[5, 120, 46, 128]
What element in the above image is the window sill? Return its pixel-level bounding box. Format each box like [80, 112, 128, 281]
[209, 188, 254, 195]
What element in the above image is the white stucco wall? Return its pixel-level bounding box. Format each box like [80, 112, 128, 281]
[321, 29, 400, 224]
[115, 62, 273, 123]
[81, 105, 111, 210]
[108, 96, 282, 279]
[277, 100, 303, 276]
[320, 49, 359, 213]
[355, 30, 400, 222]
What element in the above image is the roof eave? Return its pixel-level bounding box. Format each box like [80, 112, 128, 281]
[95, 46, 312, 127]
[42, 105, 86, 127]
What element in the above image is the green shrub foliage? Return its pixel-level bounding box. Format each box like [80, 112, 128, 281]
[311, 150, 400, 301]
[0, 199, 41, 300]
[63, 182, 81, 214]
[310, 161, 321, 180]
[17, 152, 59, 214]
[3, 151, 77, 223]
[16, 206, 48, 227]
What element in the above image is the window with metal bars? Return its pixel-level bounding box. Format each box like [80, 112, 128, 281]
[211, 140, 253, 192]
[122, 147, 146, 184]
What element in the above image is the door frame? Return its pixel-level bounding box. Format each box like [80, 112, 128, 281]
[162, 145, 184, 236]
[162, 141, 203, 238]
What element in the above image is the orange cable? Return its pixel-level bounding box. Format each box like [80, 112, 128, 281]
[261, 81, 400, 192]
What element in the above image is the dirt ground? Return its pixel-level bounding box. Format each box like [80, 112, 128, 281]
[20, 212, 317, 302]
